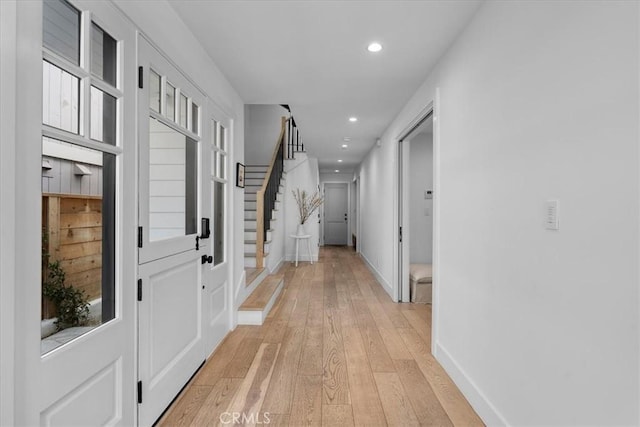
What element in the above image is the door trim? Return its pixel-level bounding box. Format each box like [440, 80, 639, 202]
[394, 93, 440, 354]
[321, 181, 351, 246]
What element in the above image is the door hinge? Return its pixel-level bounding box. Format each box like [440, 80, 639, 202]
[137, 279, 142, 302]
[138, 66, 143, 89]
[195, 236, 200, 251]
[399, 226, 402, 243]
[138, 226, 143, 248]
[137, 381, 142, 404]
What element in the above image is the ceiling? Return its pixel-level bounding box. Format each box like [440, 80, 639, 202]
[169, 0, 481, 173]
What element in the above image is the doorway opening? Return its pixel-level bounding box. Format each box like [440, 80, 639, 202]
[397, 109, 434, 304]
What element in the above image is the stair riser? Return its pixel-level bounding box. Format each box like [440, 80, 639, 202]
[244, 242, 271, 253]
[245, 178, 263, 187]
[244, 231, 272, 241]
[244, 200, 282, 211]
[244, 254, 269, 269]
[245, 209, 279, 221]
[244, 192, 283, 202]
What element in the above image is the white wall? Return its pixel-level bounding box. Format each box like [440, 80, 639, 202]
[358, 1, 639, 425]
[284, 154, 320, 261]
[245, 104, 287, 165]
[408, 132, 433, 264]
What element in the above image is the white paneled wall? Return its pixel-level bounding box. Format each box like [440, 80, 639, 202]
[148, 120, 187, 241]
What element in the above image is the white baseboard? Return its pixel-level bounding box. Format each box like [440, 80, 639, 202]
[269, 257, 285, 274]
[360, 253, 393, 298]
[434, 341, 507, 426]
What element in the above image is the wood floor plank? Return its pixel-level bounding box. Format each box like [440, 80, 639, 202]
[194, 327, 248, 386]
[322, 404, 355, 427]
[189, 378, 242, 427]
[378, 327, 413, 360]
[397, 328, 483, 426]
[360, 326, 395, 372]
[261, 327, 305, 414]
[226, 343, 280, 422]
[262, 318, 288, 344]
[299, 326, 323, 376]
[157, 385, 212, 427]
[289, 375, 322, 426]
[264, 413, 290, 426]
[222, 337, 263, 378]
[341, 326, 387, 426]
[373, 372, 421, 426]
[394, 359, 453, 427]
[323, 308, 351, 405]
[403, 308, 432, 346]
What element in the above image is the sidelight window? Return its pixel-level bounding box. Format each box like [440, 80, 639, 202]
[41, 0, 122, 354]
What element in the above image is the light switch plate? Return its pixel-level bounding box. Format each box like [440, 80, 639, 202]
[545, 200, 559, 230]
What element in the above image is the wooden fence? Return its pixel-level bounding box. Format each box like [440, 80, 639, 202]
[42, 194, 103, 319]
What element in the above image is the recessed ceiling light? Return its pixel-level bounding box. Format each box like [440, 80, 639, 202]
[341, 144, 348, 149]
[338, 159, 343, 163]
[349, 117, 358, 122]
[367, 42, 383, 53]
[335, 170, 340, 173]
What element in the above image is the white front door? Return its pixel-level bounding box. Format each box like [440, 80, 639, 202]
[324, 183, 349, 245]
[137, 36, 205, 426]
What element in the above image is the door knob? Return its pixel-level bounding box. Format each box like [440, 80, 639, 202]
[201, 255, 213, 264]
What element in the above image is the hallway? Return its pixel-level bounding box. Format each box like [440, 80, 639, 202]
[158, 247, 482, 426]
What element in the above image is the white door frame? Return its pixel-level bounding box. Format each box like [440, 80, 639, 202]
[394, 91, 440, 354]
[321, 181, 351, 246]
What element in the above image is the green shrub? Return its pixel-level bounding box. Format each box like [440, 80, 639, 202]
[43, 260, 90, 330]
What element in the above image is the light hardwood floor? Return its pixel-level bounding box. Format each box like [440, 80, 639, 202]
[157, 247, 483, 426]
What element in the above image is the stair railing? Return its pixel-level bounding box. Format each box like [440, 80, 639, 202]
[255, 116, 290, 269]
[287, 117, 305, 159]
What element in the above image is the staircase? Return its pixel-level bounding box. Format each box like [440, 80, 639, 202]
[238, 114, 304, 325]
[243, 165, 285, 269]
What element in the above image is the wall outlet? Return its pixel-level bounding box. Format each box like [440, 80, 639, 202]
[425, 190, 433, 200]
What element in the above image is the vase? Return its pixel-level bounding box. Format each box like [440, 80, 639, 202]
[296, 223, 307, 236]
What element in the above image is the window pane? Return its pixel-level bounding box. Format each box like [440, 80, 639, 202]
[148, 118, 197, 241]
[43, 60, 79, 134]
[165, 83, 175, 121]
[191, 103, 199, 134]
[43, 0, 80, 65]
[41, 137, 116, 355]
[179, 94, 187, 128]
[91, 23, 117, 87]
[218, 125, 226, 151]
[213, 181, 224, 266]
[149, 70, 161, 113]
[90, 87, 116, 145]
[216, 152, 226, 180]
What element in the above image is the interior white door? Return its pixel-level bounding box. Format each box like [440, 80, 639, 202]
[137, 36, 205, 426]
[202, 115, 231, 357]
[324, 183, 348, 245]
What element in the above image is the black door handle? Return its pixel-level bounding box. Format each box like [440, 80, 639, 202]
[201, 255, 213, 264]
